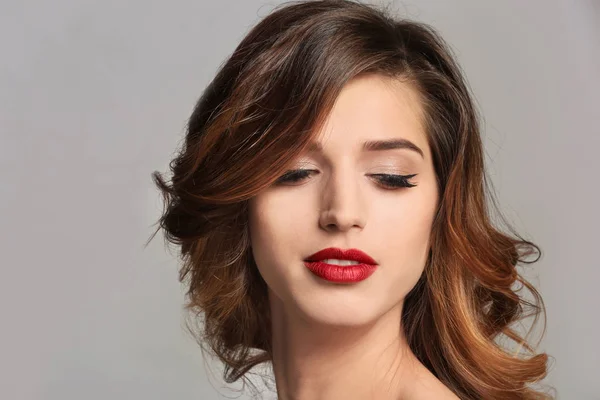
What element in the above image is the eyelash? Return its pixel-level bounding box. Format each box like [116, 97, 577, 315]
[275, 169, 418, 189]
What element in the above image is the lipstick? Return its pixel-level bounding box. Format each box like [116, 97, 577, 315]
[303, 247, 378, 283]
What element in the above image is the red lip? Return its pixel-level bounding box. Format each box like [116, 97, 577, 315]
[303, 261, 377, 283]
[304, 247, 377, 265]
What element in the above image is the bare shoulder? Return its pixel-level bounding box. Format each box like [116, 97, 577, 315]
[404, 363, 461, 400]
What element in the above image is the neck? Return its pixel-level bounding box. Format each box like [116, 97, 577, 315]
[268, 289, 421, 400]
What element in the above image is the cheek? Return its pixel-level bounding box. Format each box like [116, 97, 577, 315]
[249, 190, 311, 246]
[247, 194, 305, 283]
[373, 191, 437, 270]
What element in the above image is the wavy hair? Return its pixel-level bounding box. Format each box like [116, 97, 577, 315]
[148, 1, 554, 398]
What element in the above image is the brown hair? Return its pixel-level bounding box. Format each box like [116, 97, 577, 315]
[148, 1, 554, 398]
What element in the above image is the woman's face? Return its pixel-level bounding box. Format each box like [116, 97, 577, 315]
[248, 74, 439, 327]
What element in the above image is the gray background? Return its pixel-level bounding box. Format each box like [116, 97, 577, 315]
[1, 0, 598, 399]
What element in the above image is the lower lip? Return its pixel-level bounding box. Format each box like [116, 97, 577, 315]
[303, 261, 377, 283]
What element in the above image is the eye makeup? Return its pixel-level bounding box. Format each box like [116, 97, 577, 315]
[275, 169, 418, 189]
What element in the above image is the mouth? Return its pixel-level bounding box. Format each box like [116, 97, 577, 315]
[304, 247, 377, 265]
[303, 247, 378, 284]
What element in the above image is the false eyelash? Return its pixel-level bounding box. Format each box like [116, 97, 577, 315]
[369, 173, 418, 188]
[276, 170, 418, 189]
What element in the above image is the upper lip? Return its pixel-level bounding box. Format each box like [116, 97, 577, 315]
[304, 247, 378, 265]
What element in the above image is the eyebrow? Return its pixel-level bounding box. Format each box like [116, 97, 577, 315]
[307, 138, 424, 159]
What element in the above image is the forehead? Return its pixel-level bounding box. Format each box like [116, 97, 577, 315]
[309, 74, 428, 160]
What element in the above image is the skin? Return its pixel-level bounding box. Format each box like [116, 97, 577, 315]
[248, 74, 459, 400]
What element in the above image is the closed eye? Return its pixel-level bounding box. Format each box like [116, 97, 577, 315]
[369, 173, 418, 189]
[275, 169, 418, 189]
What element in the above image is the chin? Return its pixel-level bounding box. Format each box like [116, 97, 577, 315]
[300, 306, 383, 328]
[288, 278, 389, 328]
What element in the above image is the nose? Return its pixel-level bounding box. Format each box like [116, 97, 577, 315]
[318, 168, 367, 232]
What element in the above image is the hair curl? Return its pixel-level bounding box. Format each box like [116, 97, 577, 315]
[148, 1, 554, 398]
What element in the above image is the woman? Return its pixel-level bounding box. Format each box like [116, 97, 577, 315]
[149, 0, 553, 398]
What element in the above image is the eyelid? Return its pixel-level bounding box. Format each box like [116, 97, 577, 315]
[277, 169, 418, 188]
[290, 160, 412, 172]
[284, 167, 414, 176]
[295, 160, 317, 168]
[293, 156, 414, 170]
[367, 162, 415, 173]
